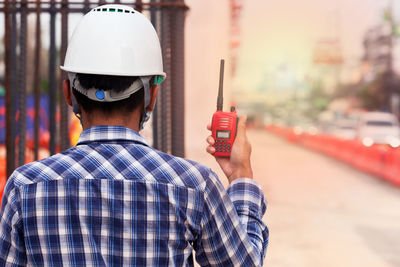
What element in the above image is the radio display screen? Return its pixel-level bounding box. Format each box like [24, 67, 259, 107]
[217, 130, 230, 139]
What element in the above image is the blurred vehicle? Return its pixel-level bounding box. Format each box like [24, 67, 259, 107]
[293, 123, 319, 135]
[357, 112, 400, 147]
[331, 119, 357, 139]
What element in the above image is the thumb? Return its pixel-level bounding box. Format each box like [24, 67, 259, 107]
[236, 115, 247, 139]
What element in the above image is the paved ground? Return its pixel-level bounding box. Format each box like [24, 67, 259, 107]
[187, 129, 400, 267]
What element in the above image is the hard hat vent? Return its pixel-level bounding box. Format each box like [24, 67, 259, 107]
[93, 7, 135, 14]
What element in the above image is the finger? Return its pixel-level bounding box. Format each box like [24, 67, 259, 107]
[206, 145, 215, 154]
[236, 115, 248, 138]
[207, 124, 212, 131]
[206, 135, 215, 145]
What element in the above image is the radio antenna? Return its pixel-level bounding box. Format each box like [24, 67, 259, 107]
[217, 59, 225, 111]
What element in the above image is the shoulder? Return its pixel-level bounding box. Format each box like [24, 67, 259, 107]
[6, 147, 79, 188]
[144, 147, 218, 190]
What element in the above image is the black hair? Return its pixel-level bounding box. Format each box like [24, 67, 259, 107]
[73, 73, 148, 115]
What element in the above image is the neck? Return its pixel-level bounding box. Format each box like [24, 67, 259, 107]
[81, 110, 142, 132]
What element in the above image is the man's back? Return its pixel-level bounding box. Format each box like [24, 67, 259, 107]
[0, 126, 268, 266]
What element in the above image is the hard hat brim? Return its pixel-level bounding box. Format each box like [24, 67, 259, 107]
[60, 65, 166, 78]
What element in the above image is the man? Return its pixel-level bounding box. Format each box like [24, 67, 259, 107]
[0, 4, 268, 266]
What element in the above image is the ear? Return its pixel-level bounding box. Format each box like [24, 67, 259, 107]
[146, 84, 159, 112]
[63, 79, 72, 107]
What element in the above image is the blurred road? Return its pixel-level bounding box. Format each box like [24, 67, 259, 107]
[188, 129, 400, 267]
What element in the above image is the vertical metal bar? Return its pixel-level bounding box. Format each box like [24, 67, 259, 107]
[160, 3, 172, 154]
[157, 3, 163, 152]
[83, 0, 90, 13]
[10, 0, 17, 169]
[59, 0, 69, 151]
[151, 0, 160, 149]
[136, 0, 143, 12]
[170, 1, 186, 157]
[17, 0, 28, 166]
[5, 0, 17, 176]
[150, 0, 158, 30]
[4, 0, 10, 173]
[49, 0, 57, 155]
[33, 0, 41, 160]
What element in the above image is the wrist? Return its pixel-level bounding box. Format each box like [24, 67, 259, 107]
[228, 164, 253, 183]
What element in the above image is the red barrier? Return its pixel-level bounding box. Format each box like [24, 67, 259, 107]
[337, 140, 362, 164]
[287, 130, 299, 143]
[352, 144, 388, 176]
[382, 149, 400, 186]
[266, 125, 400, 188]
[323, 135, 343, 157]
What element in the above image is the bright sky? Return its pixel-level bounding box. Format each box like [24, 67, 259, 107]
[234, 0, 396, 92]
[184, 0, 398, 147]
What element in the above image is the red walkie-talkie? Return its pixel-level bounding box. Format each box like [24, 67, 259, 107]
[211, 59, 238, 157]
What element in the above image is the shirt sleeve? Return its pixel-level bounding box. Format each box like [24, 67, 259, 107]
[0, 177, 27, 267]
[194, 171, 268, 266]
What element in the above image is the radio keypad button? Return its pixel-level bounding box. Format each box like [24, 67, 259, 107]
[214, 139, 233, 154]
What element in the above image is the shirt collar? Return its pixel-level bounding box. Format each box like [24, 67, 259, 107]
[76, 125, 149, 147]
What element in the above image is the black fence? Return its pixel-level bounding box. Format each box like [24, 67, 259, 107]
[1, 0, 187, 178]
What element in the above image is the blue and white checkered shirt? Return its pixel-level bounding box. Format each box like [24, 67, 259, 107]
[0, 126, 268, 266]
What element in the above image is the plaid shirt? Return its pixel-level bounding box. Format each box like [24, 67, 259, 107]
[0, 126, 268, 266]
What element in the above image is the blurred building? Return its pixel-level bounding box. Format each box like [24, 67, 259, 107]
[362, 24, 392, 81]
[360, 11, 400, 117]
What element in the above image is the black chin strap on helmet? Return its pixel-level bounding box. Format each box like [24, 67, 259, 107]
[68, 73, 83, 126]
[71, 89, 83, 126]
[139, 76, 152, 131]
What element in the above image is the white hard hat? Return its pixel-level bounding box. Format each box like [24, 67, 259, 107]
[61, 4, 166, 78]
